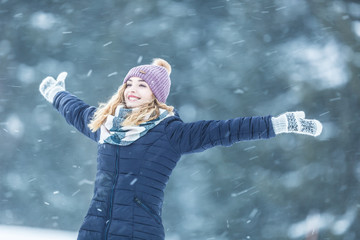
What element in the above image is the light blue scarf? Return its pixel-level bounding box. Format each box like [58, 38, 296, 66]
[99, 105, 174, 146]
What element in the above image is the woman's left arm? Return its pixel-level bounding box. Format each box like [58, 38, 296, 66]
[165, 116, 275, 155]
[165, 111, 322, 155]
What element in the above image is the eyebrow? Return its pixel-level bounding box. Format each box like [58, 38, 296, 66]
[127, 79, 146, 83]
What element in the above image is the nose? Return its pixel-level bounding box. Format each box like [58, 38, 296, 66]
[126, 84, 134, 90]
[127, 86, 137, 94]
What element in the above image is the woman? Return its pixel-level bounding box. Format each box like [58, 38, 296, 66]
[39, 58, 322, 240]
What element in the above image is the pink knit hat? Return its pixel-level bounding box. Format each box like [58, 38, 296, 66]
[123, 61, 171, 103]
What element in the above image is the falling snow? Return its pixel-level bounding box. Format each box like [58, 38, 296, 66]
[1, 1, 359, 240]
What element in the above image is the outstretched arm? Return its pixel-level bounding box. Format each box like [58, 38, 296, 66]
[39, 72, 100, 142]
[166, 111, 323, 155]
[166, 116, 275, 155]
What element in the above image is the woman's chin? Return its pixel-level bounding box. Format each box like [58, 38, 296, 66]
[125, 101, 141, 108]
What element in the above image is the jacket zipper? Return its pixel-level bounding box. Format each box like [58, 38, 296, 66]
[134, 197, 161, 224]
[104, 147, 120, 240]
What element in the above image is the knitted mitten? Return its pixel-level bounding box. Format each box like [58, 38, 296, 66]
[39, 72, 67, 103]
[271, 111, 323, 137]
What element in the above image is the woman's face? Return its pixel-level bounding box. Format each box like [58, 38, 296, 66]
[124, 77, 154, 108]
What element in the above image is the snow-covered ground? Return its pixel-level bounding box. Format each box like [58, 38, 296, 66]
[0, 225, 185, 240]
[0, 225, 77, 240]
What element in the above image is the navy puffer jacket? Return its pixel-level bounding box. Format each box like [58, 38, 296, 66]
[53, 91, 276, 240]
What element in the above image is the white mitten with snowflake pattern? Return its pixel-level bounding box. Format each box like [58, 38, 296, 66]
[39, 72, 67, 103]
[271, 111, 322, 137]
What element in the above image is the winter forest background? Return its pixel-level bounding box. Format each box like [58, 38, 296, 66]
[1, 0, 360, 239]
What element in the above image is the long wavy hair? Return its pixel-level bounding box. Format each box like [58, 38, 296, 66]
[88, 59, 174, 132]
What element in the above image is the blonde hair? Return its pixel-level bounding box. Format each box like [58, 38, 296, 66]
[88, 59, 174, 132]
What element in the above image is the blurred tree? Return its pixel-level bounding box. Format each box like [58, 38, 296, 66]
[0, 0, 359, 239]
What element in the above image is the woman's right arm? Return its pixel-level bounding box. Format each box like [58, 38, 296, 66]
[52, 91, 100, 142]
[39, 72, 100, 142]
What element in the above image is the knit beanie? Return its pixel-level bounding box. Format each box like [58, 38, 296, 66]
[123, 59, 171, 103]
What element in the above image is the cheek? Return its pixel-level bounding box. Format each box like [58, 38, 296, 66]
[124, 88, 131, 96]
[141, 89, 153, 99]
[146, 90, 154, 100]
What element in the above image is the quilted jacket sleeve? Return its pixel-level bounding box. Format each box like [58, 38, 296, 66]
[165, 116, 276, 155]
[52, 91, 100, 142]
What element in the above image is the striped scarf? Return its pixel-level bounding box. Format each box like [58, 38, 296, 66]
[99, 105, 174, 146]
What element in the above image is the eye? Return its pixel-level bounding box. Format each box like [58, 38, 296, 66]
[139, 84, 147, 88]
[126, 83, 132, 88]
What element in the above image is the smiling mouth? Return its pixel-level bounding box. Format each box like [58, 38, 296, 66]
[128, 95, 141, 101]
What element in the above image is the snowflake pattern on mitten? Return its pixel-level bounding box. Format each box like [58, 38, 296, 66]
[299, 118, 317, 136]
[286, 113, 298, 132]
[272, 111, 322, 137]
